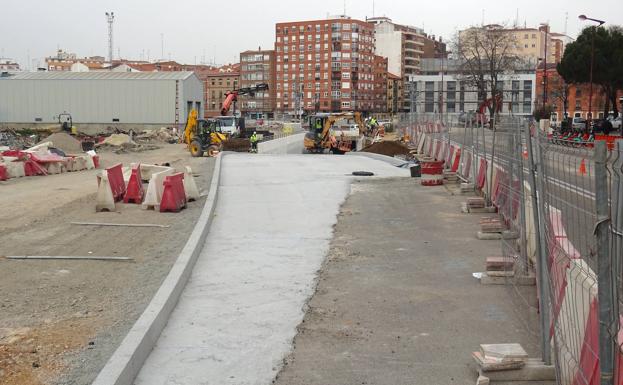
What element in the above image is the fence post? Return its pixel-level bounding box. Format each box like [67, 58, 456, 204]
[525, 123, 551, 365]
[595, 140, 614, 385]
[514, 127, 529, 276]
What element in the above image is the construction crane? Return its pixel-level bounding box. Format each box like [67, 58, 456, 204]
[220, 83, 269, 116]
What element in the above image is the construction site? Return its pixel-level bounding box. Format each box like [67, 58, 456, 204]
[1, 97, 610, 385]
[2, 6, 623, 385]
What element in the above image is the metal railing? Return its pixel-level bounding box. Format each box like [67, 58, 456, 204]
[399, 113, 623, 385]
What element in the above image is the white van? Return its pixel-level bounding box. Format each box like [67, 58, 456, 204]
[213, 116, 241, 137]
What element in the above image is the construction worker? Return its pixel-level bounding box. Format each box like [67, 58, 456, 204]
[370, 116, 378, 128]
[314, 118, 323, 131]
[250, 131, 258, 153]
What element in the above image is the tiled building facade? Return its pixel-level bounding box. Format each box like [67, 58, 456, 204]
[274, 17, 376, 114]
[372, 55, 388, 112]
[239, 49, 276, 118]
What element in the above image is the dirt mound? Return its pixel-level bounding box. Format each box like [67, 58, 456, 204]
[362, 141, 410, 157]
[39, 133, 83, 154]
[223, 138, 250, 152]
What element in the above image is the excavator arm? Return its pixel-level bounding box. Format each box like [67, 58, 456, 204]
[184, 108, 199, 145]
[220, 83, 269, 116]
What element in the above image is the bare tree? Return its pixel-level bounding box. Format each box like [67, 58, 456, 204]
[453, 24, 520, 205]
[453, 24, 521, 129]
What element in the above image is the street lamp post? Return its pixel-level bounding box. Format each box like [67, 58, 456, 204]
[578, 15, 605, 125]
[540, 23, 549, 110]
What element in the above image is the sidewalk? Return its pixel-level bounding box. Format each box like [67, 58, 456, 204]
[274, 178, 540, 385]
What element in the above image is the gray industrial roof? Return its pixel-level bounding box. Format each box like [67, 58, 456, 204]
[0, 71, 196, 81]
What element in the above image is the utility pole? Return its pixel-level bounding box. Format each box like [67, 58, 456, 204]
[105, 12, 115, 68]
[540, 23, 548, 109]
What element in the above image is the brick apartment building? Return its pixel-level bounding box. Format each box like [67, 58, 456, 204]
[372, 55, 388, 112]
[239, 49, 276, 118]
[204, 64, 240, 117]
[274, 16, 376, 114]
[537, 63, 622, 122]
[387, 72, 402, 113]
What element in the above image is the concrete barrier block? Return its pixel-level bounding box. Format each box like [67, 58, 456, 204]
[96, 172, 117, 212]
[142, 167, 174, 210]
[183, 166, 200, 202]
[6, 161, 25, 178]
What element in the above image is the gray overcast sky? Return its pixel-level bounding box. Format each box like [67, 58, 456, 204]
[1, 0, 621, 69]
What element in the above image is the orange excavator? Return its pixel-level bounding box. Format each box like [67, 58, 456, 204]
[477, 93, 503, 124]
[221, 83, 269, 116]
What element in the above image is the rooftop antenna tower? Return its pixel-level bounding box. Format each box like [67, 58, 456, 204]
[372, 0, 375, 17]
[105, 12, 114, 67]
[344, 0, 346, 16]
[564, 11, 568, 35]
[161, 33, 164, 61]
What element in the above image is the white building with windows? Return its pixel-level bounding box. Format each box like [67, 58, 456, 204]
[408, 59, 536, 117]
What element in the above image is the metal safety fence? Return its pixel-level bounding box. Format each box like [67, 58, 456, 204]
[398, 113, 623, 385]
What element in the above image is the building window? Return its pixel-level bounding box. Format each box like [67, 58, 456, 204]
[425, 81, 434, 113]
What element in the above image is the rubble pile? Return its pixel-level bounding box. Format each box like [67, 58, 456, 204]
[222, 138, 251, 152]
[96, 134, 160, 154]
[135, 127, 180, 144]
[38, 132, 84, 154]
[362, 141, 412, 157]
[0, 129, 38, 150]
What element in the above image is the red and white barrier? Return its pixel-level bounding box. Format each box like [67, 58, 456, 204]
[142, 167, 175, 210]
[124, 164, 145, 204]
[0, 164, 7, 181]
[421, 160, 444, 186]
[450, 148, 461, 173]
[476, 158, 487, 190]
[460, 150, 473, 180]
[160, 173, 187, 213]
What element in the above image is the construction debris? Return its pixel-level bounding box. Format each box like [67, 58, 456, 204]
[96, 134, 160, 153]
[0, 128, 38, 149]
[362, 141, 411, 157]
[135, 127, 180, 144]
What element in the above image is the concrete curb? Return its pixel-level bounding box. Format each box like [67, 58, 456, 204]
[345, 151, 410, 168]
[92, 153, 225, 385]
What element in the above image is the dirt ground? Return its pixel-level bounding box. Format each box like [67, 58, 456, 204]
[274, 178, 540, 385]
[0, 144, 215, 385]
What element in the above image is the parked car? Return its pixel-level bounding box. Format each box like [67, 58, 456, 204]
[608, 115, 622, 130]
[591, 118, 613, 134]
[572, 117, 587, 131]
[458, 111, 477, 124]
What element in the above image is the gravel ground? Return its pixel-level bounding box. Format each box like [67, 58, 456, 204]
[0, 144, 215, 385]
[274, 178, 540, 385]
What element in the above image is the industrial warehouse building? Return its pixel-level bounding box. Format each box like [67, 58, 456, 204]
[0, 71, 204, 131]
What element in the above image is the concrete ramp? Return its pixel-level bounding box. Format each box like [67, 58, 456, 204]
[134, 154, 408, 385]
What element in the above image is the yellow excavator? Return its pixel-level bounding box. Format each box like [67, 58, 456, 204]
[304, 112, 365, 154]
[183, 109, 228, 157]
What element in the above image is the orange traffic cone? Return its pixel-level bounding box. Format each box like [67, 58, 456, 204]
[578, 159, 587, 176]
